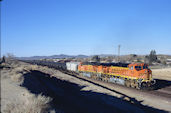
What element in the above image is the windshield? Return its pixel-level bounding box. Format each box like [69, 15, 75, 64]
[143, 65, 148, 69]
[135, 66, 142, 71]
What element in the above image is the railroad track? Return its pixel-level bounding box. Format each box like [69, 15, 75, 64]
[21, 60, 171, 100]
[75, 73, 171, 100]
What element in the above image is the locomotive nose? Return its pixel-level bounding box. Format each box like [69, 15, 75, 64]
[145, 69, 151, 73]
[148, 69, 152, 74]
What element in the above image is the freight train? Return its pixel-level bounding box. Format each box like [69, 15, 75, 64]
[66, 62, 156, 89]
[23, 60, 156, 89]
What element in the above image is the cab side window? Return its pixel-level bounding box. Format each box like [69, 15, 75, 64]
[131, 66, 133, 70]
[129, 66, 133, 70]
[143, 65, 148, 69]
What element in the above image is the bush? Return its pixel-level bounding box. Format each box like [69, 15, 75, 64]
[3, 94, 52, 113]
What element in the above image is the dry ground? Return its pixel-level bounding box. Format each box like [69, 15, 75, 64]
[1, 61, 170, 113]
[152, 68, 171, 81]
[1, 61, 55, 113]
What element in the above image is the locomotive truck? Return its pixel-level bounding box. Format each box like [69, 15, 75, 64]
[66, 62, 156, 89]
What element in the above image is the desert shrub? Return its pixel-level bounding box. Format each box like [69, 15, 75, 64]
[10, 73, 24, 84]
[3, 93, 52, 113]
[23, 65, 39, 71]
[9, 66, 26, 84]
[91, 55, 100, 62]
[25, 94, 52, 113]
[2, 61, 56, 113]
[30, 65, 39, 70]
[1, 70, 11, 79]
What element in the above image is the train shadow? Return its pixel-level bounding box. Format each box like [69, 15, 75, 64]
[21, 70, 167, 113]
[154, 79, 171, 90]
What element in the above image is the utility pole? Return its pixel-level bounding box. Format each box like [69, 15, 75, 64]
[118, 45, 121, 62]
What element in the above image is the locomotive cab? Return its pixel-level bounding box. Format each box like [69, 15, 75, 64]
[128, 63, 152, 80]
[128, 63, 155, 89]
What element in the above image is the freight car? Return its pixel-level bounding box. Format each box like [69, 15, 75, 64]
[23, 60, 66, 70]
[66, 62, 156, 89]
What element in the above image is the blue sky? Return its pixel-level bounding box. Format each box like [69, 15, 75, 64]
[1, 0, 171, 57]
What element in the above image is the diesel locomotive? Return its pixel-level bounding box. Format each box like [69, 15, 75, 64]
[67, 62, 156, 89]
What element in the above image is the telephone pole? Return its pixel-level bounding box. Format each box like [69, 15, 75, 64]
[118, 45, 121, 62]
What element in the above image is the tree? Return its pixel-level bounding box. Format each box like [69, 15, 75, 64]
[144, 55, 149, 64]
[149, 50, 158, 64]
[6, 53, 15, 59]
[106, 56, 113, 63]
[91, 55, 100, 62]
[5, 53, 16, 64]
[136, 58, 141, 63]
[130, 54, 137, 62]
[160, 57, 167, 65]
[2, 56, 6, 63]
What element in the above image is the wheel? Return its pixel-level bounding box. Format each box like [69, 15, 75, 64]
[135, 84, 140, 89]
[141, 82, 147, 90]
[125, 80, 131, 87]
